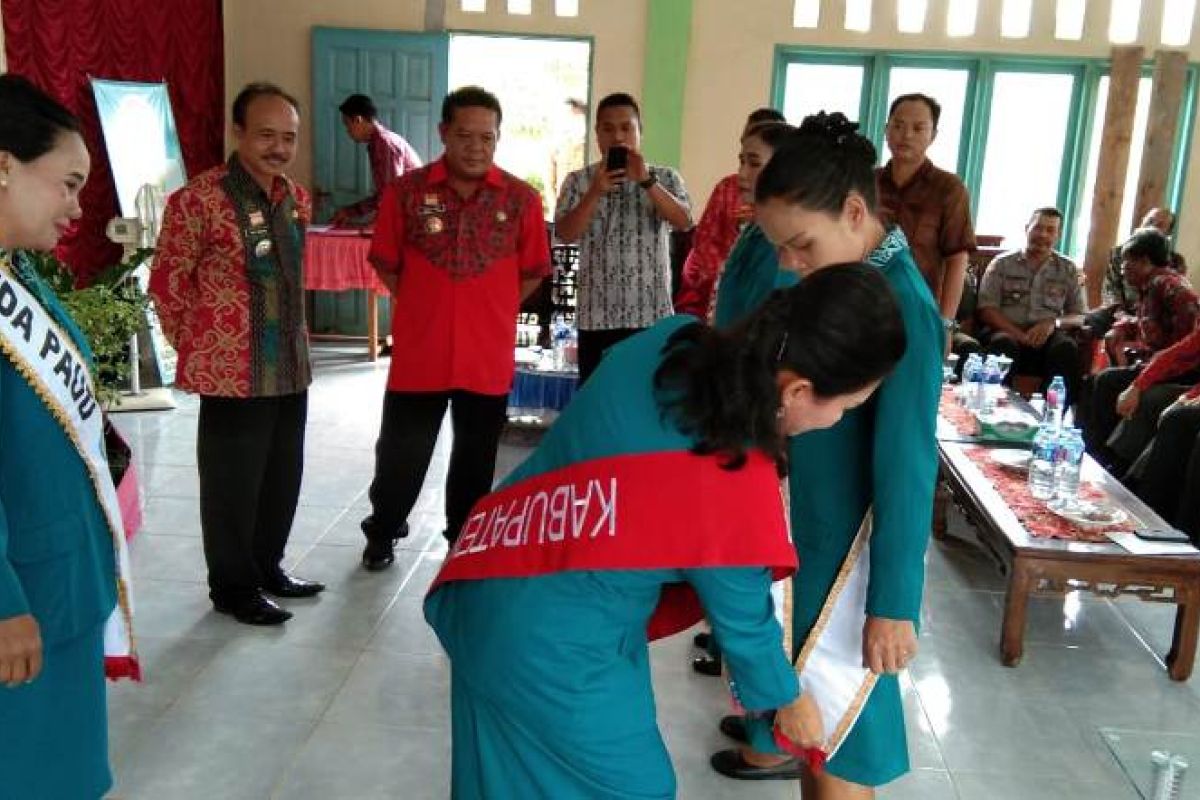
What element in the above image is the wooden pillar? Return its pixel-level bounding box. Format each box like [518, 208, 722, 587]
[1134, 50, 1189, 224]
[1084, 46, 1144, 309]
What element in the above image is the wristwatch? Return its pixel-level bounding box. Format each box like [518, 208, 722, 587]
[638, 173, 658, 190]
[942, 317, 958, 333]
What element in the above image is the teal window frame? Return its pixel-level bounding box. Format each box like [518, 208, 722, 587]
[771, 45, 1198, 253]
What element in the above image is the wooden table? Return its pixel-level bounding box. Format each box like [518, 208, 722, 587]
[304, 227, 387, 361]
[935, 437, 1200, 681]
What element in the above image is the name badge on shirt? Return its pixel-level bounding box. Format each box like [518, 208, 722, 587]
[254, 239, 273, 257]
[425, 216, 445, 235]
[420, 193, 446, 215]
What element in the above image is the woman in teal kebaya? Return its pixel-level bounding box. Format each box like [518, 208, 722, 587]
[0, 75, 119, 799]
[709, 113, 943, 799]
[425, 265, 909, 799]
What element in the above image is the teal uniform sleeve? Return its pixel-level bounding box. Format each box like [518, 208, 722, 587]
[684, 565, 798, 711]
[0, 372, 31, 621]
[866, 275, 943, 622]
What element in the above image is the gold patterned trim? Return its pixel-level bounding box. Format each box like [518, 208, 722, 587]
[791, 509, 875, 753]
[0, 255, 136, 658]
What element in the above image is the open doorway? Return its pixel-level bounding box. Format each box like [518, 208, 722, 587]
[449, 33, 591, 215]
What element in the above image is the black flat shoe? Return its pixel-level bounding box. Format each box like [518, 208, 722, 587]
[709, 749, 803, 781]
[693, 632, 712, 650]
[718, 715, 748, 744]
[213, 594, 293, 626]
[692, 654, 722, 677]
[263, 573, 325, 598]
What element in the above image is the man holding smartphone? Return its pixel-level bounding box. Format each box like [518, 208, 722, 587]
[555, 93, 692, 382]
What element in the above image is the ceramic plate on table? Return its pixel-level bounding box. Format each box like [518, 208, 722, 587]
[988, 449, 1032, 472]
[1047, 499, 1127, 528]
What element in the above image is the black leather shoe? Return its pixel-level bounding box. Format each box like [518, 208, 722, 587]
[693, 632, 712, 650]
[709, 749, 803, 781]
[718, 715, 748, 744]
[362, 539, 396, 571]
[692, 654, 722, 677]
[360, 518, 408, 572]
[213, 594, 293, 626]
[263, 573, 325, 598]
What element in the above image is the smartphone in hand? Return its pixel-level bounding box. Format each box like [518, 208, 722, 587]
[605, 145, 628, 173]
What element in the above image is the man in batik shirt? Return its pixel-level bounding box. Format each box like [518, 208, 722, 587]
[359, 86, 550, 570]
[151, 82, 324, 626]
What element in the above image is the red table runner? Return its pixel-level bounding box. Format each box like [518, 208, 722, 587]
[960, 445, 1123, 543]
[941, 388, 1122, 542]
[940, 386, 977, 435]
[304, 227, 388, 294]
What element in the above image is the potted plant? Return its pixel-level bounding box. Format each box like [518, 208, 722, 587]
[26, 249, 153, 540]
[26, 248, 153, 407]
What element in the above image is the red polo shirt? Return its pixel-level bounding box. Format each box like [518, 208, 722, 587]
[370, 159, 550, 395]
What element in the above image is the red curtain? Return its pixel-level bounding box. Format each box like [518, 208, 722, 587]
[2, 0, 224, 283]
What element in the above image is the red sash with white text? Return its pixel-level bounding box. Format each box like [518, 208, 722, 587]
[427, 450, 796, 640]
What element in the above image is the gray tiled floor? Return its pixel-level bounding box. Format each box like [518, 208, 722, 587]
[104, 346, 1200, 799]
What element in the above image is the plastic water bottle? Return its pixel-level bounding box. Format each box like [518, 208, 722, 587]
[1053, 427, 1086, 505]
[1028, 423, 1058, 500]
[1029, 393, 1046, 421]
[1046, 375, 1067, 431]
[1150, 751, 1188, 800]
[963, 354, 984, 410]
[982, 355, 1003, 411]
[564, 326, 578, 369]
[551, 316, 570, 370]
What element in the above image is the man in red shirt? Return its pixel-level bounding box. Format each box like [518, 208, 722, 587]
[330, 94, 423, 226]
[360, 86, 550, 570]
[1083, 228, 1200, 468]
[150, 83, 324, 625]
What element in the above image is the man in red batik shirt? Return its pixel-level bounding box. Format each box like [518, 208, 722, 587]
[150, 83, 324, 626]
[359, 86, 550, 571]
[331, 94, 423, 226]
[1083, 227, 1200, 468]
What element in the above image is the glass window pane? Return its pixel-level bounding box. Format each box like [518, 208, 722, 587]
[884, 67, 970, 171]
[1072, 76, 1154, 258]
[449, 35, 592, 215]
[898, 0, 928, 33]
[555, 0, 579, 16]
[1002, 0, 1033, 37]
[1056, 0, 1087, 39]
[975, 72, 1076, 243]
[1161, 0, 1195, 46]
[781, 63, 866, 124]
[846, 0, 873, 32]
[793, 0, 820, 28]
[1109, 0, 1142, 43]
[507, 0, 532, 13]
[462, 0, 486, 11]
[947, 0, 978, 36]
